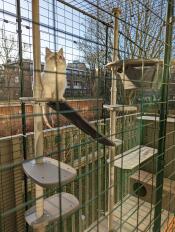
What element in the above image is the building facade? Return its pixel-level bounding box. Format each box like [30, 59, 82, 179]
[0, 60, 92, 100]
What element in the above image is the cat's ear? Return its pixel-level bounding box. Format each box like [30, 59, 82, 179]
[45, 47, 52, 57]
[58, 48, 63, 55]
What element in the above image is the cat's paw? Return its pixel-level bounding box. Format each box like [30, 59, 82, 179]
[60, 97, 66, 101]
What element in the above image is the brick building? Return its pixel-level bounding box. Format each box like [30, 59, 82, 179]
[0, 59, 33, 100]
[0, 59, 92, 100]
[66, 60, 91, 97]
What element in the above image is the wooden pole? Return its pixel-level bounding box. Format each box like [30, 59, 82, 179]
[108, 8, 121, 232]
[32, 1, 45, 231]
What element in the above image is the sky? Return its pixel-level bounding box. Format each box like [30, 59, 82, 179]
[0, 0, 171, 65]
[0, 0, 89, 64]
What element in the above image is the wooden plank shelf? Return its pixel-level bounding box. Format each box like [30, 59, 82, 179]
[85, 195, 172, 232]
[130, 170, 175, 212]
[25, 192, 79, 229]
[23, 157, 77, 187]
[103, 104, 137, 112]
[137, 115, 175, 123]
[114, 145, 157, 170]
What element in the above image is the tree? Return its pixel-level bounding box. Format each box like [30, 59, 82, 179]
[78, 0, 166, 68]
[78, 0, 166, 99]
[0, 27, 30, 100]
[0, 27, 29, 64]
[121, 0, 165, 59]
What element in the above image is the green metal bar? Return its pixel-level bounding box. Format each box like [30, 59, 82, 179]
[16, 1, 28, 231]
[153, 1, 173, 231]
[0, 211, 3, 232]
[70, 134, 76, 232]
[78, 130, 83, 232]
[103, 25, 109, 214]
[16, 0, 27, 160]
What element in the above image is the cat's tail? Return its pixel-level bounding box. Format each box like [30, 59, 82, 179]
[42, 105, 53, 129]
[48, 101, 115, 147]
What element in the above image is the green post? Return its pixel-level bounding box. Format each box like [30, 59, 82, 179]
[16, 1, 28, 231]
[153, 1, 173, 231]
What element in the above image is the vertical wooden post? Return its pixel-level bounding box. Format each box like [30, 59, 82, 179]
[108, 7, 121, 232]
[32, 0, 45, 231]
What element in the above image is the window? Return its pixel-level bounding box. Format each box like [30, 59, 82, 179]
[14, 76, 19, 83]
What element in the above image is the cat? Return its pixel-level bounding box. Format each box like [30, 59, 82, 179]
[40, 48, 114, 146]
[41, 47, 67, 128]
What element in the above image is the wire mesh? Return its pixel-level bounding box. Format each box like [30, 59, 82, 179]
[0, 0, 175, 232]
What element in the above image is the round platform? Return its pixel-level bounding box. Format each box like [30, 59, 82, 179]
[23, 157, 77, 187]
[25, 192, 80, 228]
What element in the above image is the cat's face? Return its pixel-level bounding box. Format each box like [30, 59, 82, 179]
[45, 47, 66, 69]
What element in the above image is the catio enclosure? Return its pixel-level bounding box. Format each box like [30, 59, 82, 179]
[0, 0, 175, 232]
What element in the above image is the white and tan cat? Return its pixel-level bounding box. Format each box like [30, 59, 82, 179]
[42, 48, 115, 146]
[41, 47, 67, 128]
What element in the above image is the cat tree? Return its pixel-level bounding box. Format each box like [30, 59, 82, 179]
[106, 8, 122, 231]
[22, 1, 79, 231]
[21, 1, 115, 231]
[104, 8, 137, 231]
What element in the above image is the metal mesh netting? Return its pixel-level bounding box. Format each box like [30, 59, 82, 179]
[0, 0, 175, 232]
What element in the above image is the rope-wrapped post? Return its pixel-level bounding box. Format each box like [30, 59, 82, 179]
[108, 7, 121, 232]
[32, 0, 45, 231]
